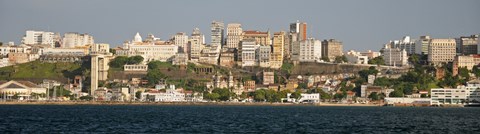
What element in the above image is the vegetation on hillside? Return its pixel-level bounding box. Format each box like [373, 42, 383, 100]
[0, 60, 88, 81]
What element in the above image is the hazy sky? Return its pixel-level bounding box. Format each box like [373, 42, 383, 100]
[1, 0, 479, 51]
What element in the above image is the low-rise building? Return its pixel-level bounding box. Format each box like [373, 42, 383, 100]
[431, 88, 467, 105]
[262, 71, 274, 85]
[345, 50, 368, 64]
[123, 64, 148, 72]
[0, 80, 46, 100]
[381, 44, 408, 67]
[286, 93, 320, 103]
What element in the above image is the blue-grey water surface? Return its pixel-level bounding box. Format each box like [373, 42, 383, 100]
[0, 105, 479, 133]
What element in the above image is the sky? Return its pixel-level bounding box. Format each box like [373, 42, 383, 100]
[0, 0, 479, 51]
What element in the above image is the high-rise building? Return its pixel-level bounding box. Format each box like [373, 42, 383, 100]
[415, 36, 431, 55]
[90, 43, 112, 96]
[211, 21, 224, 46]
[391, 36, 416, 55]
[289, 20, 307, 41]
[243, 30, 271, 45]
[381, 44, 408, 67]
[257, 45, 271, 68]
[189, 28, 205, 61]
[173, 32, 189, 53]
[22, 30, 55, 47]
[271, 31, 285, 69]
[457, 34, 479, 55]
[299, 38, 321, 62]
[428, 39, 456, 65]
[241, 39, 258, 67]
[321, 39, 343, 61]
[226, 23, 243, 49]
[62, 32, 94, 48]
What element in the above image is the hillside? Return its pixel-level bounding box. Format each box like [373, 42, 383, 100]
[0, 61, 88, 83]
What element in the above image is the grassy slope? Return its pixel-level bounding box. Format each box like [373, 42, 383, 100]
[0, 61, 82, 81]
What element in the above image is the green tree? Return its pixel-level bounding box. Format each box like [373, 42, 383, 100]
[368, 56, 385, 65]
[79, 96, 93, 101]
[254, 89, 266, 102]
[473, 65, 480, 77]
[145, 69, 166, 85]
[290, 91, 302, 100]
[334, 55, 348, 63]
[135, 91, 142, 100]
[127, 56, 144, 65]
[204, 92, 220, 101]
[109, 56, 129, 68]
[389, 90, 404, 97]
[458, 67, 470, 80]
[368, 92, 379, 100]
[212, 88, 232, 101]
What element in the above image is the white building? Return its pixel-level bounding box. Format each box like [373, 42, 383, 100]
[187, 28, 206, 62]
[241, 39, 258, 67]
[431, 88, 467, 105]
[299, 38, 321, 62]
[62, 32, 94, 48]
[172, 32, 189, 53]
[141, 85, 202, 102]
[345, 50, 368, 64]
[391, 36, 416, 55]
[415, 36, 431, 55]
[381, 44, 408, 66]
[117, 33, 178, 63]
[257, 45, 271, 68]
[22, 30, 55, 47]
[211, 21, 224, 46]
[226, 23, 243, 49]
[286, 93, 321, 103]
[199, 44, 221, 65]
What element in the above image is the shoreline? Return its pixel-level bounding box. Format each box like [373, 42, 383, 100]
[0, 101, 382, 107]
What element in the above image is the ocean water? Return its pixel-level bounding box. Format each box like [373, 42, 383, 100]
[0, 105, 479, 133]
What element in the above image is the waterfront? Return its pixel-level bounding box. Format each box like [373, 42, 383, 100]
[0, 105, 479, 133]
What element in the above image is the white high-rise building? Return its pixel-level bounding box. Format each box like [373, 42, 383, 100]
[226, 23, 243, 49]
[189, 28, 205, 61]
[257, 45, 271, 68]
[211, 21, 224, 46]
[391, 36, 416, 55]
[299, 38, 321, 62]
[62, 32, 94, 48]
[241, 39, 258, 67]
[22, 30, 55, 47]
[381, 44, 408, 66]
[173, 32, 189, 53]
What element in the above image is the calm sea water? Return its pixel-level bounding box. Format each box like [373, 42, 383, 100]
[0, 105, 479, 133]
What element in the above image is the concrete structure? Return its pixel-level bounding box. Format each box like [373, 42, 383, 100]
[62, 32, 94, 48]
[199, 44, 221, 65]
[428, 39, 456, 65]
[243, 30, 271, 45]
[299, 38, 321, 62]
[186, 28, 206, 62]
[257, 45, 271, 68]
[22, 30, 55, 47]
[262, 71, 274, 85]
[219, 48, 236, 68]
[172, 53, 188, 66]
[360, 50, 381, 59]
[381, 44, 408, 66]
[384, 98, 431, 105]
[431, 88, 467, 105]
[452, 55, 475, 76]
[241, 39, 258, 67]
[415, 36, 431, 55]
[117, 33, 178, 63]
[457, 34, 478, 55]
[271, 31, 285, 69]
[90, 43, 112, 96]
[360, 85, 392, 98]
[345, 50, 368, 64]
[286, 93, 320, 103]
[321, 39, 343, 61]
[226, 23, 243, 49]
[0, 80, 46, 100]
[123, 65, 148, 72]
[289, 20, 307, 41]
[172, 32, 189, 53]
[391, 36, 416, 55]
[211, 21, 224, 46]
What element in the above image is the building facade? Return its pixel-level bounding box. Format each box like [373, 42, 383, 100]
[226, 23, 243, 49]
[427, 39, 456, 65]
[243, 30, 271, 45]
[321, 39, 343, 61]
[271, 31, 285, 69]
[391, 36, 416, 55]
[62, 32, 94, 48]
[381, 44, 408, 66]
[211, 21, 225, 46]
[299, 38, 321, 62]
[241, 39, 258, 67]
[257, 45, 271, 68]
[457, 34, 479, 55]
[22, 30, 56, 47]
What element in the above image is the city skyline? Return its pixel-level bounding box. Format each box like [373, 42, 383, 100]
[1, 0, 479, 51]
